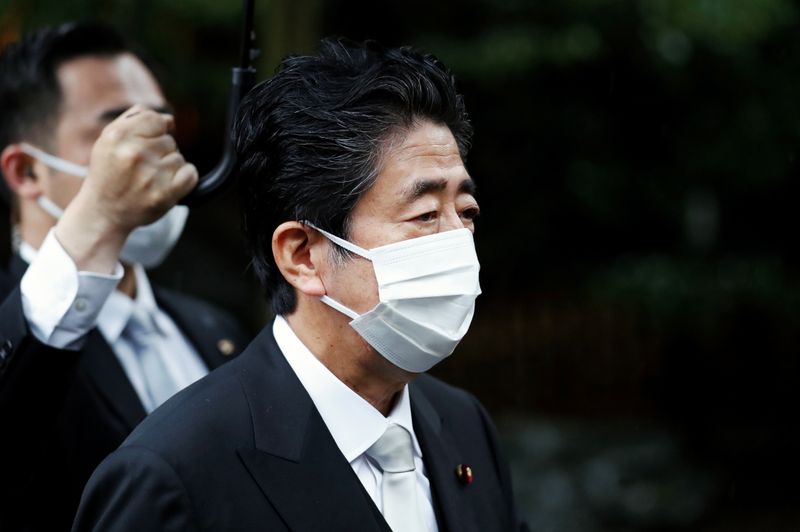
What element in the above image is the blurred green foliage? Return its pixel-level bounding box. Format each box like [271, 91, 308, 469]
[2, 0, 797, 405]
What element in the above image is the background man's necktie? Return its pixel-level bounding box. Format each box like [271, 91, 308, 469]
[124, 307, 177, 410]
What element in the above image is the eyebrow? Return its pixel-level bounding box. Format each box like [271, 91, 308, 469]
[97, 104, 175, 123]
[402, 177, 477, 203]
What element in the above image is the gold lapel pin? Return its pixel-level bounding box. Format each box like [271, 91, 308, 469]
[217, 338, 236, 357]
[455, 464, 473, 485]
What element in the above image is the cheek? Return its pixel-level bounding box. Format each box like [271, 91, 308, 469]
[52, 173, 83, 206]
[329, 256, 380, 314]
[64, 142, 94, 167]
[41, 173, 84, 209]
[54, 119, 97, 166]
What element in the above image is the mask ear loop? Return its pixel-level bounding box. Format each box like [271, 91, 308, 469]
[319, 295, 360, 320]
[303, 221, 370, 320]
[37, 195, 66, 219]
[303, 221, 372, 260]
[19, 143, 89, 178]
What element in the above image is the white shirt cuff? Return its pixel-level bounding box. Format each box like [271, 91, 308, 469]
[20, 229, 123, 349]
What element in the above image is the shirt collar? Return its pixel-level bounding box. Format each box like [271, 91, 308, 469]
[272, 315, 421, 463]
[97, 263, 159, 342]
[18, 239, 36, 265]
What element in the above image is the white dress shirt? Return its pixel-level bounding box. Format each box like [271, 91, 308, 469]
[272, 315, 438, 531]
[19, 229, 208, 413]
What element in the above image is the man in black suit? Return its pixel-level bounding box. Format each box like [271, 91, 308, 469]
[74, 38, 526, 531]
[0, 23, 248, 531]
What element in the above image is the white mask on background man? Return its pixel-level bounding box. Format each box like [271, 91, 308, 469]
[308, 222, 482, 373]
[20, 142, 188, 269]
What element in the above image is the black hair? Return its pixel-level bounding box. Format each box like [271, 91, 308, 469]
[235, 38, 473, 315]
[0, 22, 131, 201]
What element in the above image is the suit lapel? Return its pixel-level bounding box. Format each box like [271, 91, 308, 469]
[79, 329, 147, 431]
[411, 384, 477, 532]
[8, 254, 28, 281]
[236, 328, 389, 532]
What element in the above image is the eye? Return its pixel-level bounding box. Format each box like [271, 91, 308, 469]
[415, 211, 438, 223]
[460, 206, 481, 222]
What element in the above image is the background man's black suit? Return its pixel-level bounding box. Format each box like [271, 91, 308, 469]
[73, 326, 522, 531]
[0, 256, 249, 531]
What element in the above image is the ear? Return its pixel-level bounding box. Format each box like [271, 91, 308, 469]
[1, 144, 42, 200]
[272, 221, 327, 297]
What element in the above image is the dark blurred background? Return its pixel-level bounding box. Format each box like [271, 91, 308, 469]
[1, 0, 799, 530]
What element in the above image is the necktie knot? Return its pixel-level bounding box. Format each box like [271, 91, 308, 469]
[366, 423, 415, 474]
[126, 307, 158, 338]
[365, 423, 424, 531]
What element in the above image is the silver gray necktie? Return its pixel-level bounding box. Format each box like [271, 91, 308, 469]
[366, 423, 425, 532]
[124, 308, 176, 411]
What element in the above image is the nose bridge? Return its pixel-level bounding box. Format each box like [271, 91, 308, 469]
[441, 205, 464, 231]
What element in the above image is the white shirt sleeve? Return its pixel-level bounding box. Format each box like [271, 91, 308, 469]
[20, 229, 123, 350]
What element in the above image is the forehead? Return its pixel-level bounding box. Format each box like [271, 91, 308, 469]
[386, 122, 463, 168]
[363, 121, 469, 203]
[55, 53, 165, 120]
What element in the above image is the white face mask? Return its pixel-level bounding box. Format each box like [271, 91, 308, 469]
[20, 142, 189, 269]
[309, 222, 482, 373]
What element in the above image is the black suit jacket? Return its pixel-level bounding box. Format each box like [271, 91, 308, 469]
[0, 255, 249, 532]
[73, 325, 525, 532]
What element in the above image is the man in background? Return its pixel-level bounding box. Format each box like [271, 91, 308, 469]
[74, 38, 525, 531]
[0, 22, 248, 531]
